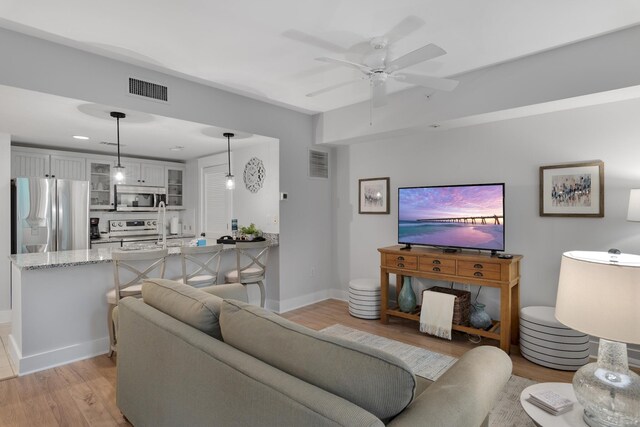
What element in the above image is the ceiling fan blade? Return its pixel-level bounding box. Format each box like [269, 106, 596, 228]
[386, 44, 447, 72]
[306, 78, 365, 97]
[282, 29, 348, 53]
[315, 57, 372, 74]
[372, 83, 388, 107]
[393, 72, 459, 91]
[383, 15, 425, 44]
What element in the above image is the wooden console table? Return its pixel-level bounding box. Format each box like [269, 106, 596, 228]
[378, 245, 522, 354]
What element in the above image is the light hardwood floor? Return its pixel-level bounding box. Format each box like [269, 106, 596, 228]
[0, 299, 576, 426]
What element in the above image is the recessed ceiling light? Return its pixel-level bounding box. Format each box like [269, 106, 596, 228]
[73, 135, 90, 140]
[170, 146, 184, 151]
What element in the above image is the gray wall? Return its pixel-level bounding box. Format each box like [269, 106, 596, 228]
[0, 133, 10, 321]
[334, 97, 640, 362]
[0, 27, 336, 314]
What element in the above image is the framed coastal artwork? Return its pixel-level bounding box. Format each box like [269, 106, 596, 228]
[359, 177, 390, 214]
[539, 160, 604, 217]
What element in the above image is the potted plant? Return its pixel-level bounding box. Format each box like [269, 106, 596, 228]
[239, 223, 260, 240]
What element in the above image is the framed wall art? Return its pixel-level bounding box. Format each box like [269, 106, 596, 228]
[359, 177, 390, 214]
[539, 160, 604, 217]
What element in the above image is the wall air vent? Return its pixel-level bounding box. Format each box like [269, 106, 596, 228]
[128, 77, 168, 102]
[309, 149, 329, 179]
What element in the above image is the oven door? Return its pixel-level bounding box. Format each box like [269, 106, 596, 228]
[115, 185, 165, 212]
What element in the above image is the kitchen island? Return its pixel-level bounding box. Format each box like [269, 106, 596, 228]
[8, 239, 279, 375]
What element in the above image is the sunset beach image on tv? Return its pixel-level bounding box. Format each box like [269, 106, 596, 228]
[398, 184, 505, 251]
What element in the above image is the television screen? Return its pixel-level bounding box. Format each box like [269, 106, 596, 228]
[398, 183, 505, 252]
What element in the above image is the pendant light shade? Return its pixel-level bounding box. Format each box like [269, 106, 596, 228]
[224, 132, 235, 190]
[110, 111, 126, 184]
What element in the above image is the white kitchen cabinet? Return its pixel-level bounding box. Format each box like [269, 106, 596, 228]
[11, 150, 85, 179]
[87, 158, 115, 210]
[166, 166, 186, 209]
[120, 161, 165, 186]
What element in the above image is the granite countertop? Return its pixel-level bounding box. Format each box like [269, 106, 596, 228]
[10, 234, 279, 271]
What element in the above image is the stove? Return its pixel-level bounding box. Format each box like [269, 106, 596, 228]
[109, 219, 159, 238]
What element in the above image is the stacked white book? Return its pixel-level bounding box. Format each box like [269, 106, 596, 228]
[527, 390, 574, 415]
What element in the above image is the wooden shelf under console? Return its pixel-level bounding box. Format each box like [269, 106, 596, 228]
[378, 246, 522, 354]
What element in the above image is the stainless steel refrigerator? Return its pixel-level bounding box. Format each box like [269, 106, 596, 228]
[11, 177, 90, 254]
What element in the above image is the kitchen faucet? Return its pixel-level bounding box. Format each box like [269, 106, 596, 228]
[157, 201, 167, 248]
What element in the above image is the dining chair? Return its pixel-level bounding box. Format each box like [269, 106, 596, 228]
[224, 240, 270, 308]
[177, 244, 223, 288]
[107, 248, 168, 357]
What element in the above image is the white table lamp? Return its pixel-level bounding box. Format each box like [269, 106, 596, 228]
[555, 251, 640, 427]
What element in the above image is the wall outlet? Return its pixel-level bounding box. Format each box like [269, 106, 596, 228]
[463, 284, 471, 292]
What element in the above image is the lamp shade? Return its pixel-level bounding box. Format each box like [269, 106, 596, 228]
[627, 189, 640, 221]
[555, 251, 640, 345]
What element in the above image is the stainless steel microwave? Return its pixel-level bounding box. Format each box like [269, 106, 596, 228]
[114, 185, 167, 211]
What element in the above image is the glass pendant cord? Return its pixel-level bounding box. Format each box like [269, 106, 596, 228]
[116, 115, 122, 168]
[226, 134, 231, 176]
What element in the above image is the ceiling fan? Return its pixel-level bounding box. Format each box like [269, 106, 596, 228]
[301, 18, 459, 107]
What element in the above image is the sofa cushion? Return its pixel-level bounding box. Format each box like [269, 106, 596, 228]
[142, 279, 223, 340]
[220, 299, 416, 420]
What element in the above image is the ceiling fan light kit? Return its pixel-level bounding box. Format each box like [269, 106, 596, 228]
[306, 16, 459, 108]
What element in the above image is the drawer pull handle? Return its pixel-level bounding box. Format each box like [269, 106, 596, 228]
[474, 264, 483, 269]
[432, 260, 441, 265]
[474, 272, 484, 277]
[397, 263, 404, 268]
[397, 256, 405, 261]
[432, 267, 441, 272]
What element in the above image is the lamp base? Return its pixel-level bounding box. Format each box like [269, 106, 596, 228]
[573, 339, 640, 427]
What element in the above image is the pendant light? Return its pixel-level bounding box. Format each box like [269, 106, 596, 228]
[110, 111, 126, 184]
[224, 132, 235, 190]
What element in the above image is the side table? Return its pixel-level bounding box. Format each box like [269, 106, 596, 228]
[520, 382, 586, 426]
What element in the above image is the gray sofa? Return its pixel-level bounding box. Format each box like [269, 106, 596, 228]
[116, 279, 512, 427]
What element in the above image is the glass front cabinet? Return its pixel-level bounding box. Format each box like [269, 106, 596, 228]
[87, 159, 115, 210]
[166, 166, 185, 209]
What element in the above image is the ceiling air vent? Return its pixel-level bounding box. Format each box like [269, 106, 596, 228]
[309, 149, 329, 179]
[128, 77, 168, 102]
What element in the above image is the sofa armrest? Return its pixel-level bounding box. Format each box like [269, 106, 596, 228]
[200, 282, 248, 302]
[387, 346, 512, 427]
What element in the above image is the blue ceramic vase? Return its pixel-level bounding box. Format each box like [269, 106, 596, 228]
[398, 277, 417, 313]
[470, 303, 492, 329]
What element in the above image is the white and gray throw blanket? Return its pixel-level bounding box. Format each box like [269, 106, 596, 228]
[419, 290, 455, 340]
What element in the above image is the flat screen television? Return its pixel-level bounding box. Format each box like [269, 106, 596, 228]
[398, 183, 505, 252]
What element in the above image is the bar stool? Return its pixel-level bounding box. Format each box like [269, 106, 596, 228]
[177, 244, 224, 288]
[107, 248, 168, 357]
[224, 241, 270, 307]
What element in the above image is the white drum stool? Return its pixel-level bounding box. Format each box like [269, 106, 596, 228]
[348, 278, 381, 320]
[520, 306, 590, 371]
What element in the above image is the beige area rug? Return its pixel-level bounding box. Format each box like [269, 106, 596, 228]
[321, 324, 535, 427]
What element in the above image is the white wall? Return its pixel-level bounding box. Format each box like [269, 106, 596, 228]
[0, 133, 11, 321]
[231, 140, 279, 234]
[0, 27, 336, 314]
[334, 97, 640, 360]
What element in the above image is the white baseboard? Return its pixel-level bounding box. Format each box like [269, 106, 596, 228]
[8, 334, 110, 376]
[0, 310, 11, 323]
[277, 288, 348, 314]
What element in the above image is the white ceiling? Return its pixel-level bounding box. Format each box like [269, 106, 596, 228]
[0, 84, 274, 161]
[1, 1, 640, 157]
[1, 0, 640, 113]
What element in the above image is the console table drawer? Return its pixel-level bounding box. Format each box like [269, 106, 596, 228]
[458, 261, 501, 272]
[458, 268, 502, 280]
[385, 254, 417, 269]
[419, 256, 455, 275]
